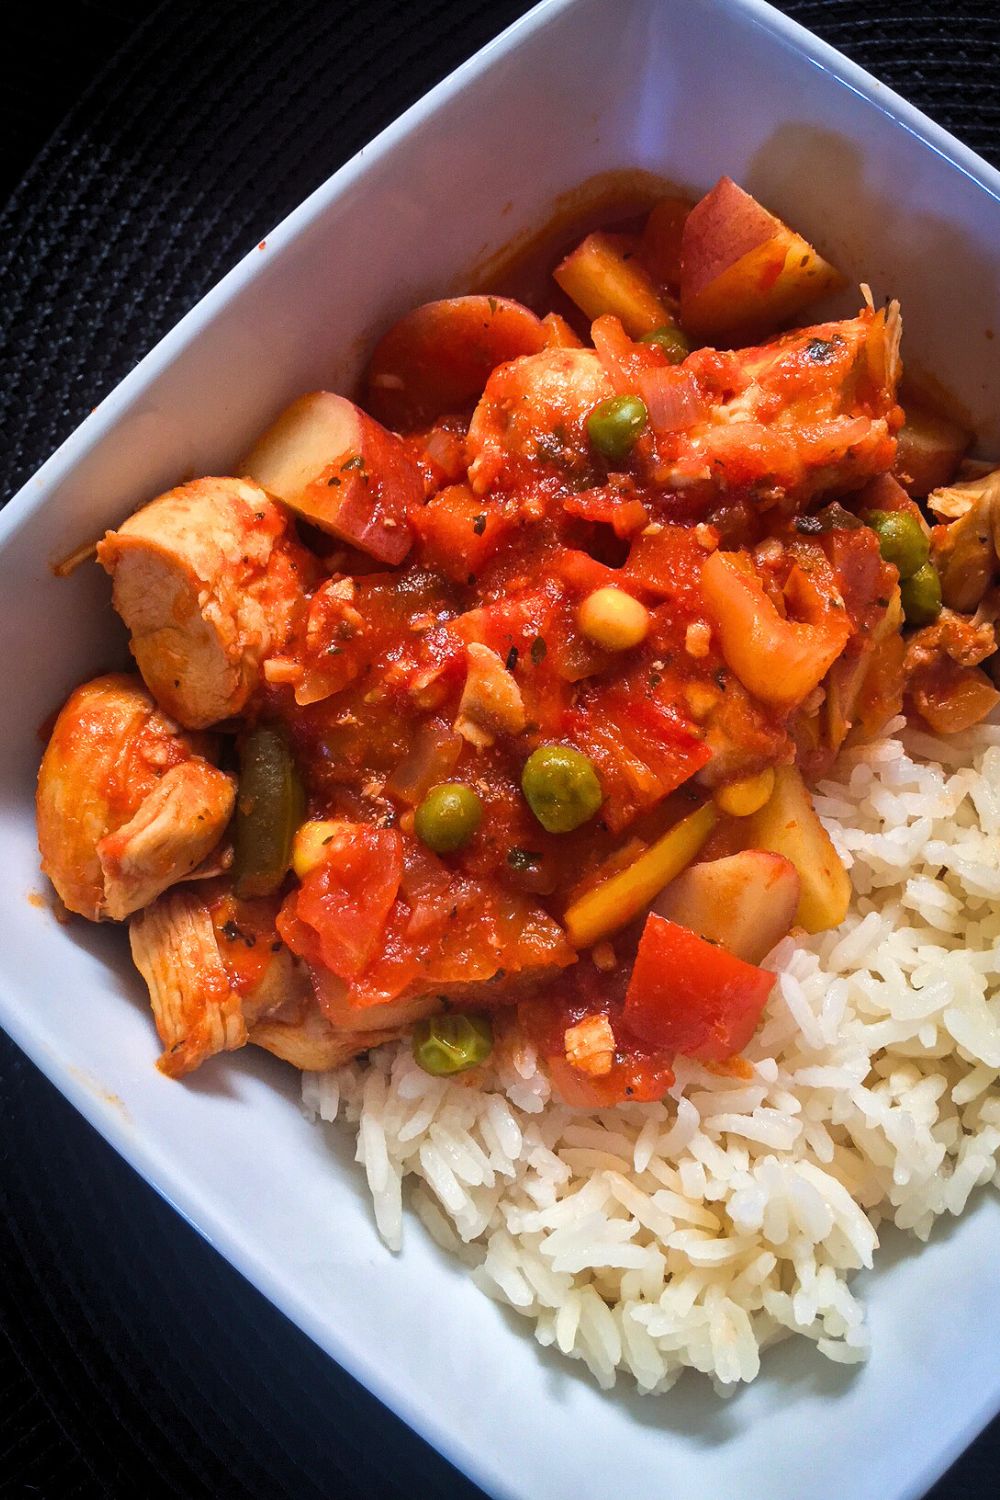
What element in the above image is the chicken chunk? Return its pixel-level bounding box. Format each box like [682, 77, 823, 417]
[129, 889, 307, 1076]
[929, 468, 1000, 612]
[37, 674, 235, 921]
[454, 641, 527, 747]
[97, 759, 236, 920]
[656, 305, 902, 505]
[466, 308, 901, 513]
[97, 477, 306, 730]
[250, 995, 407, 1070]
[467, 347, 614, 495]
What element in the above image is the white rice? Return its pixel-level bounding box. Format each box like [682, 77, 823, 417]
[302, 715, 1000, 1393]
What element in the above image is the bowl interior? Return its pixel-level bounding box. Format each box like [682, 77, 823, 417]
[2, 3, 1000, 1499]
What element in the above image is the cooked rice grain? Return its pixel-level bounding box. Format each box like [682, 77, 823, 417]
[303, 717, 1000, 1390]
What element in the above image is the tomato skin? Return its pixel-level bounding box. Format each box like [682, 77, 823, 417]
[278, 825, 403, 980]
[564, 688, 711, 833]
[623, 913, 774, 1061]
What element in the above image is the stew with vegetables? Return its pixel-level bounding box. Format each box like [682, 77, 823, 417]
[36, 175, 1000, 1108]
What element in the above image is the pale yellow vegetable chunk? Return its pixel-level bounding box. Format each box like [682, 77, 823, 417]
[577, 587, 650, 651]
[745, 765, 850, 934]
[291, 819, 342, 879]
[554, 232, 675, 339]
[653, 849, 799, 965]
[714, 767, 775, 817]
[563, 801, 717, 948]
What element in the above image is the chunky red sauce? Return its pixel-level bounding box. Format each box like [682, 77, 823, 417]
[218, 186, 914, 1104]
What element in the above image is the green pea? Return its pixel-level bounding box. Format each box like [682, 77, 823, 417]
[521, 745, 603, 833]
[865, 509, 930, 580]
[639, 325, 691, 364]
[232, 726, 305, 899]
[586, 394, 648, 463]
[413, 1013, 493, 1076]
[900, 561, 943, 626]
[414, 782, 483, 853]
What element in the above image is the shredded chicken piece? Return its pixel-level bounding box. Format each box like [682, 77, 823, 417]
[904, 608, 997, 675]
[927, 467, 1000, 520]
[130, 891, 248, 1077]
[929, 468, 1000, 612]
[454, 642, 527, 747]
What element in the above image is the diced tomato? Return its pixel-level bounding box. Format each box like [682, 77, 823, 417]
[552, 547, 626, 595]
[625, 523, 718, 610]
[566, 687, 711, 831]
[623, 913, 774, 1060]
[561, 488, 649, 537]
[910, 661, 1000, 735]
[517, 968, 676, 1105]
[410, 483, 511, 582]
[854, 471, 917, 518]
[278, 825, 403, 980]
[349, 845, 575, 1008]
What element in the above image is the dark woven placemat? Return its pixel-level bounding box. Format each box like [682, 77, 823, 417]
[2, 3, 999, 1497]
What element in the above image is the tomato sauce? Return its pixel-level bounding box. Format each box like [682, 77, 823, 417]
[231, 185, 910, 1103]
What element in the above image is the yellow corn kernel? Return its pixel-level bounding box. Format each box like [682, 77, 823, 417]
[577, 587, 650, 651]
[564, 801, 717, 948]
[291, 819, 342, 879]
[714, 767, 776, 817]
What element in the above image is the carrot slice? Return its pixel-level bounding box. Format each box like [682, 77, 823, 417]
[366, 295, 547, 429]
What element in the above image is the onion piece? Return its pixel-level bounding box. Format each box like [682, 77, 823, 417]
[637, 366, 705, 434]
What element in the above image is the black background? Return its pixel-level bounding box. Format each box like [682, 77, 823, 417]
[1, 2, 999, 1496]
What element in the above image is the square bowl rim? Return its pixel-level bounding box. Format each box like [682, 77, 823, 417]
[3, 2, 1000, 1497]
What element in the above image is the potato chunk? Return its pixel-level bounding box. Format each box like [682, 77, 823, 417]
[654, 850, 800, 964]
[243, 391, 420, 563]
[894, 402, 969, 497]
[554, 232, 676, 338]
[680, 177, 843, 342]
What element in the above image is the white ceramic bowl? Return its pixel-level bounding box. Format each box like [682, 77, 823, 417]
[2, 2, 1000, 1496]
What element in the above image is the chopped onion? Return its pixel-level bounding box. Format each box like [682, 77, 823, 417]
[638, 367, 705, 434]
